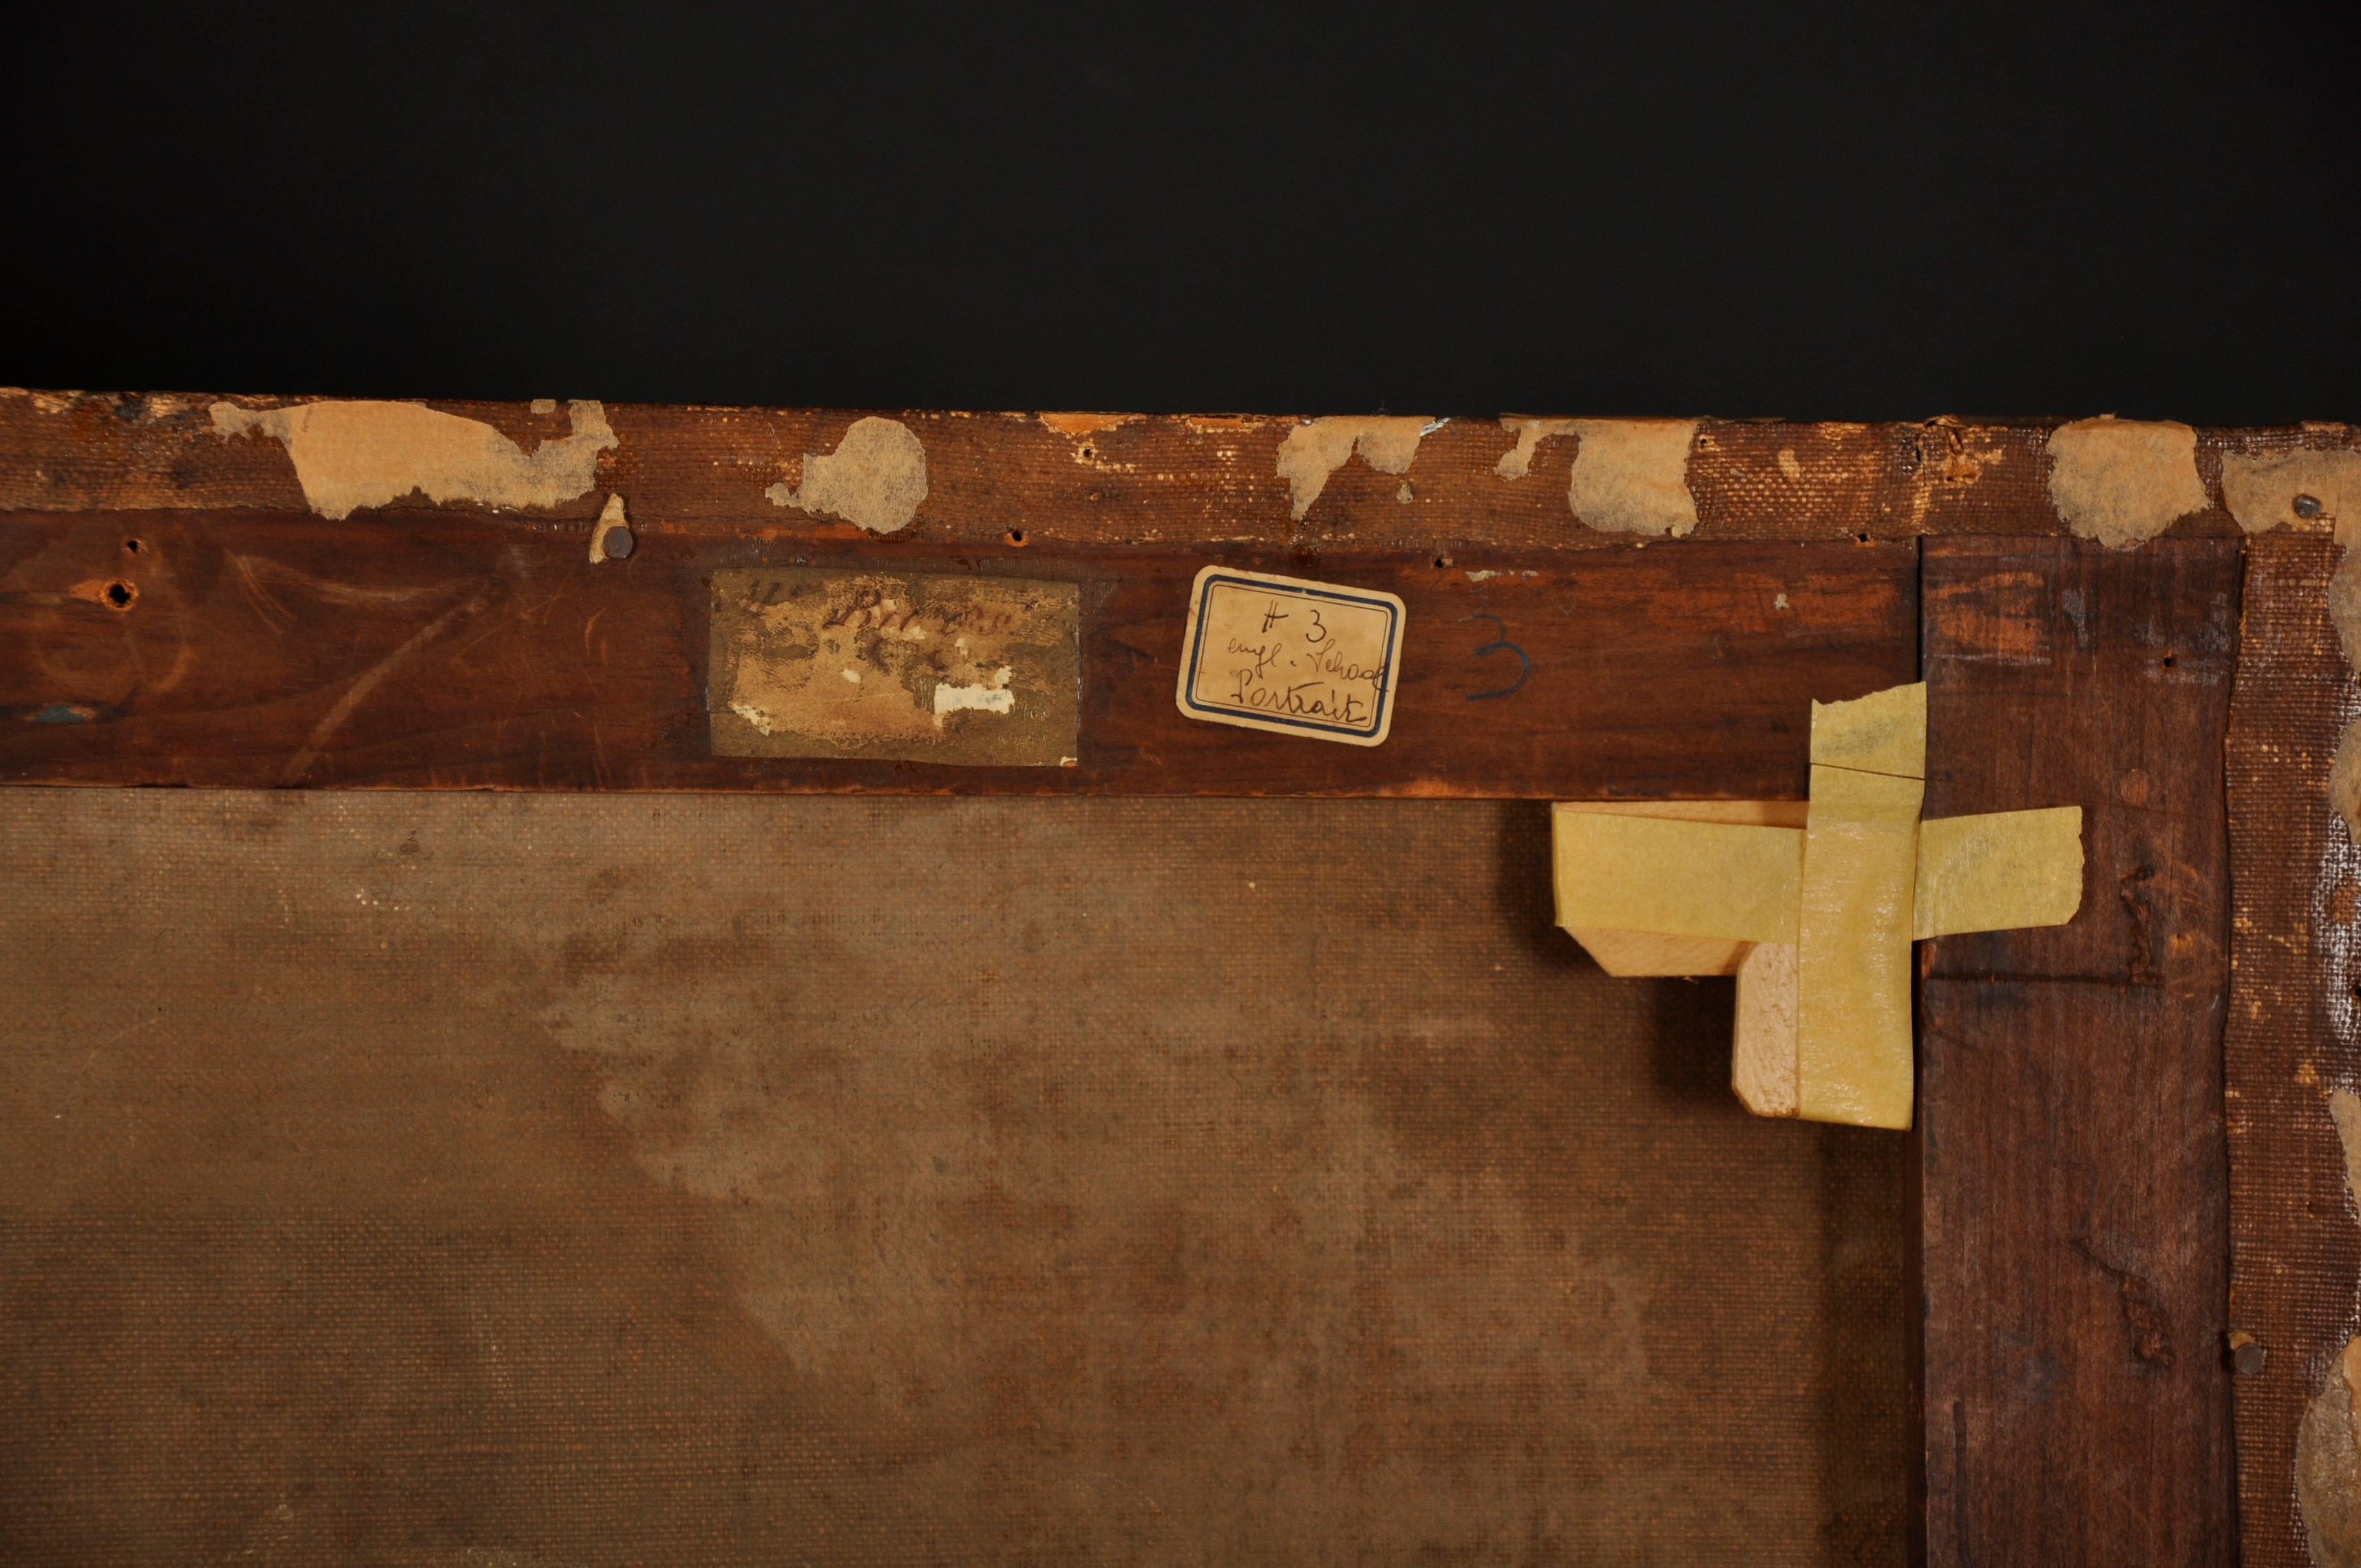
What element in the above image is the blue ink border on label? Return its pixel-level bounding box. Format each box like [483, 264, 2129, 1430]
[1180, 573, 1401, 739]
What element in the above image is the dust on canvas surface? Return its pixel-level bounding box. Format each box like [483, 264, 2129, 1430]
[0, 791, 1905, 1564]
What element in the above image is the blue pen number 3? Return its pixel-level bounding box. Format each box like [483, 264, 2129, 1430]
[1463, 613, 1529, 701]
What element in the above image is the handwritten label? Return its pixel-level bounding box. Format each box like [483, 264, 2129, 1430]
[1174, 567, 1406, 746]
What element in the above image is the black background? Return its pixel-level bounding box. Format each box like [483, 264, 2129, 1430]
[3, 3, 2355, 422]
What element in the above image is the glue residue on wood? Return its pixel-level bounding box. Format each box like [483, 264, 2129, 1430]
[2223, 447, 2361, 544]
[1565, 420, 1700, 538]
[2044, 418, 2210, 548]
[1492, 418, 1582, 480]
[209, 399, 616, 519]
[1274, 416, 1434, 520]
[765, 416, 930, 534]
[709, 567, 1078, 766]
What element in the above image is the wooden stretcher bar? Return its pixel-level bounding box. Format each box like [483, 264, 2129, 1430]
[8, 388, 2354, 1565]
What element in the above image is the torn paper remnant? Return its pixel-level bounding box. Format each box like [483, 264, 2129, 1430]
[2221, 447, 2361, 544]
[588, 494, 632, 563]
[1565, 420, 1700, 538]
[1493, 418, 1581, 480]
[1275, 416, 1432, 520]
[2044, 418, 2210, 548]
[765, 417, 929, 534]
[209, 399, 616, 520]
[2298, 1335, 2361, 1568]
[710, 568, 1077, 766]
[933, 670, 1015, 722]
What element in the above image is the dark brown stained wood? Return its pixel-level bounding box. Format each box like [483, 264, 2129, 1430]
[2224, 533, 2352, 1568]
[1917, 536, 2239, 1566]
[5, 390, 2344, 551]
[0, 511, 1916, 797]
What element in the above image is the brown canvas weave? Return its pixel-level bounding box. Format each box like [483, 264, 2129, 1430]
[2227, 534, 2358, 1565]
[0, 791, 1904, 1564]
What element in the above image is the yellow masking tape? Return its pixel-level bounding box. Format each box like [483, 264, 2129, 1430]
[1794, 765, 1923, 1130]
[1914, 806, 2085, 940]
[1810, 682, 1927, 778]
[1550, 807, 1803, 944]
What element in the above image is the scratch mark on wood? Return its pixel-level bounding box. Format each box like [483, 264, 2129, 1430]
[279, 591, 486, 785]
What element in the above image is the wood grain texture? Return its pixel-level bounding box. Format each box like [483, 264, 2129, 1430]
[0, 511, 1914, 797]
[2224, 533, 2353, 1568]
[1918, 537, 2239, 1566]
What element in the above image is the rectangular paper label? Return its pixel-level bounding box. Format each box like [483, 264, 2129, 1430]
[1174, 566, 1405, 746]
[709, 567, 1079, 766]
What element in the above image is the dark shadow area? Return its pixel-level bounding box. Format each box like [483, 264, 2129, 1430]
[1649, 977, 1740, 1102]
[1817, 1123, 1912, 1563]
[1497, 799, 1747, 1101]
[1494, 798, 1594, 971]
